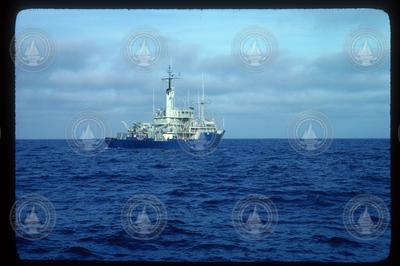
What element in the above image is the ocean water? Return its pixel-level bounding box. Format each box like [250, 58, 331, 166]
[15, 139, 391, 262]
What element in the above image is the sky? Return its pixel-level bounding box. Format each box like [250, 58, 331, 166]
[15, 9, 390, 139]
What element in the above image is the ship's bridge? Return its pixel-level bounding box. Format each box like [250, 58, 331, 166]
[154, 107, 194, 119]
[168, 107, 195, 119]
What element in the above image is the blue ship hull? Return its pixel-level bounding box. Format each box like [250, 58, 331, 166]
[105, 132, 224, 149]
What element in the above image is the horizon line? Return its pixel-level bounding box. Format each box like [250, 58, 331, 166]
[15, 137, 391, 140]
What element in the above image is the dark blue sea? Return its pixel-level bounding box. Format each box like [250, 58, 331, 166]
[15, 139, 391, 262]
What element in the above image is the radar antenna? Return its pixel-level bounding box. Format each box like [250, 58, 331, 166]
[162, 64, 180, 90]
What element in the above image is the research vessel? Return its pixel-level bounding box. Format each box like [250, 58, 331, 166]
[105, 65, 225, 150]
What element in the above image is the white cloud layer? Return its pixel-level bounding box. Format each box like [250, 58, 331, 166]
[16, 9, 390, 138]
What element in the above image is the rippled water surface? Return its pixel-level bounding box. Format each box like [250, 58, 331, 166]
[16, 139, 391, 262]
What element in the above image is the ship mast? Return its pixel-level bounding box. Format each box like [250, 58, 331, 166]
[162, 64, 179, 117]
[152, 86, 155, 116]
[164, 65, 174, 90]
[200, 73, 205, 123]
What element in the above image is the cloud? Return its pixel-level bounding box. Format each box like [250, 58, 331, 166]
[15, 9, 390, 138]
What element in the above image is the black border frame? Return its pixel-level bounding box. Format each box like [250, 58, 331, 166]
[1, 0, 398, 266]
